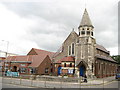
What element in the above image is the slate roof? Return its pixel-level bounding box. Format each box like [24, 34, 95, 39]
[95, 54, 116, 63]
[79, 8, 93, 28]
[96, 44, 109, 53]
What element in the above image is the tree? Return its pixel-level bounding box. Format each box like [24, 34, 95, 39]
[111, 55, 120, 64]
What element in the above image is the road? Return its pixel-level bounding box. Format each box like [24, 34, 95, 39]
[2, 83, 34, 88]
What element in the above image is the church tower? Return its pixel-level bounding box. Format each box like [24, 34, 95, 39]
[75, 9, 96, 78]
[78, 8, 94, 37]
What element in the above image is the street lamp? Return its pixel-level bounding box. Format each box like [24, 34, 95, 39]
[1, 40, 9, 76]
[2, 40, 9, 57]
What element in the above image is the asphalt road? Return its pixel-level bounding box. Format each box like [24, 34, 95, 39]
[2, 83, 34, 88]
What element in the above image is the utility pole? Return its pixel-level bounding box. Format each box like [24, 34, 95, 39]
[2, 40, 9, 57]
[2, 40, 9, 76]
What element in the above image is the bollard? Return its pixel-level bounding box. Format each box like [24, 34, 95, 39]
[31, 79, 33, 87]
[44, 77, 46, 87]
[20, 75, 22, 85]
[60, 77, 62, 88]
[79, 77, 81, 89]
[10, 76, 12, 84]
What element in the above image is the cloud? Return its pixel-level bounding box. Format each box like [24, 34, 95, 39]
[0, 3, 39, 55]
[0, 0, 119, 56]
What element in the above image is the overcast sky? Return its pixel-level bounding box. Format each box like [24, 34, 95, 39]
[0, 0, 119, 56]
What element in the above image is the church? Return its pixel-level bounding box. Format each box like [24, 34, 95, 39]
[3, 9, 118, 78]
[53, 9, 118, 78]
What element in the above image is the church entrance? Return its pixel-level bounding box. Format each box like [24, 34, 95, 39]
[13, 66, 17, 72]
[79, 65, 86, 76]
[78, 61, 87, 77]
[58, 66, 61, 75]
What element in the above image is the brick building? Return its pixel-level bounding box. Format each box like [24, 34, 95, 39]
[53, 9, 118, 78]
[3, 48, 54, 75]
[0, 51, 18, 74]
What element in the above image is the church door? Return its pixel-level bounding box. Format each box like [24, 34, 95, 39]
[79, 65, 86, 76]
[58, 67, 61, 75]
[13, 66, 17, 72]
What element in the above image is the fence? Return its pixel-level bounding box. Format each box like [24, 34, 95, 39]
[2, 75, 116, 88]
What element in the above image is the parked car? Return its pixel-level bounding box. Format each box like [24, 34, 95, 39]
[115, 73, 120, 80]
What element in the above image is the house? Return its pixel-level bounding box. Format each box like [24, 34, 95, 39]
[0, 51, 18, 75]
[3, 48, 55, 75]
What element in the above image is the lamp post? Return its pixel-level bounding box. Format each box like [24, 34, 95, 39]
[2, 40, 9, 76]
[2, 40, 9, 57]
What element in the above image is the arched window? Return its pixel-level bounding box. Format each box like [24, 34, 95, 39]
[87, 28, 89, 30]
[72, 43, 75, 55]
[91, 32, 93, 36]
[68, 46, 71, 55]
[79, 32, 80, 36]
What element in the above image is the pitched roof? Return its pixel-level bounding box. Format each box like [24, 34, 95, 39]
[56, 56, 75, 63]
[6, 48, 55, 67]
[95, 54, 117, 63]
[28, 48, 55, 59]
[53, 46, 63, 58]
[53, 31, 78, 58]
[28, 55, 49, 67]
[6, 55, 33, 62]
[96, 44, 109, 53]
[79, 8, 93, 28]
[63, 30, 79, 44]
[6, 55, 48, 67]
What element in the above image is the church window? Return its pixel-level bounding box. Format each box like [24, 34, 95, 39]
[62, 46, 64, 52]
[87, 31, 90, 35]
[87, 28, 89, 30]
[79, 32, 80, 36]
[77, 39, 79, 43]
[91, 32, 93, 36]
[82, 28, 84, 30]
[81, 31, 85, 35]
[68, 46, 71, 55]
[72, 43, 75, 55]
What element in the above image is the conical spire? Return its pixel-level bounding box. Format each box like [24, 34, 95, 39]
[79, 8, 93, 28]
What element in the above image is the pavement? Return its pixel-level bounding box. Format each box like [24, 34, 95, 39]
[80, 76, 116, 86]
[1, 76, 117, 87]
